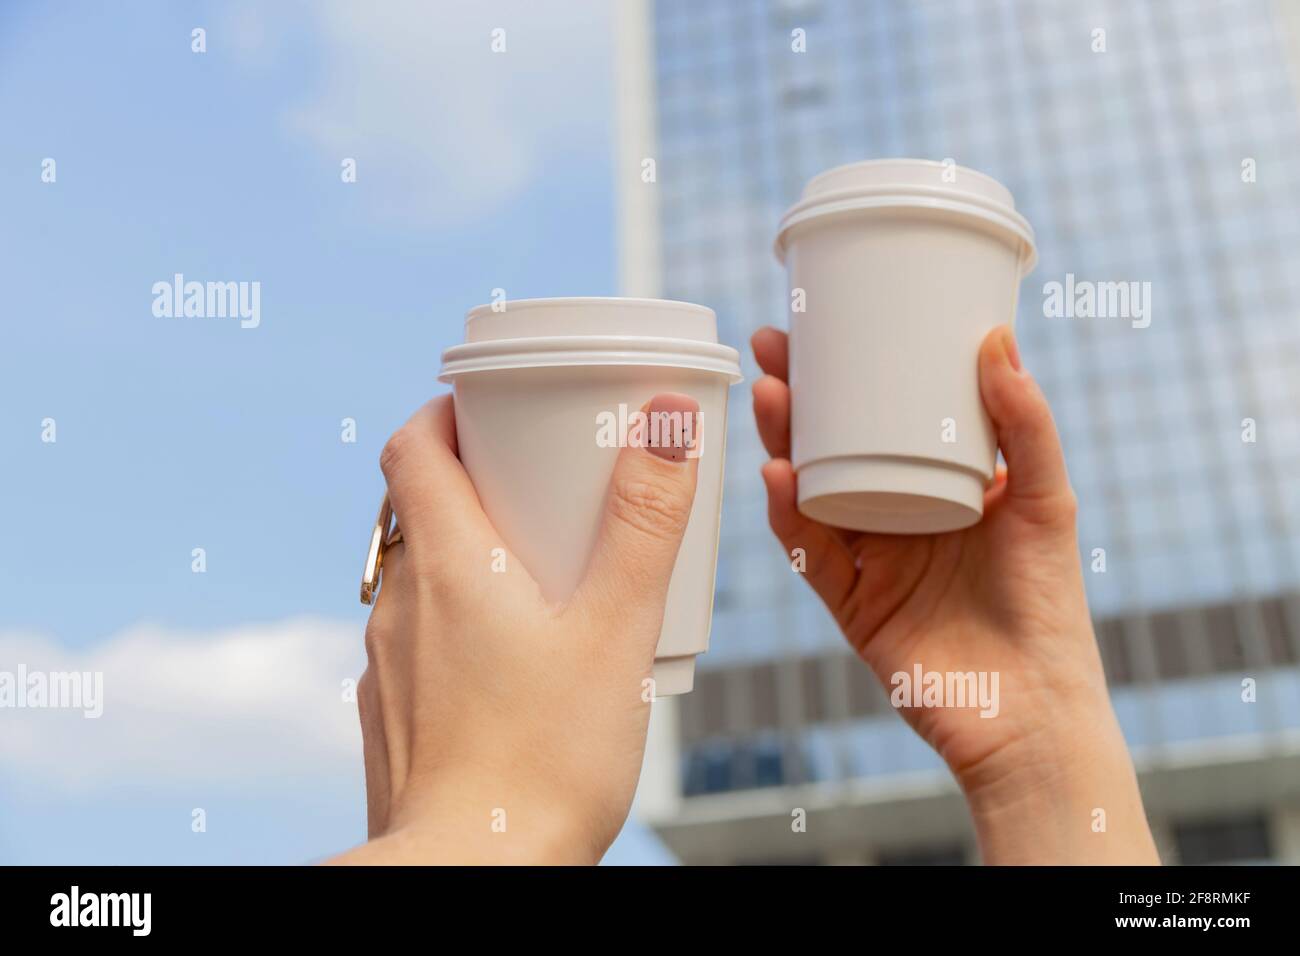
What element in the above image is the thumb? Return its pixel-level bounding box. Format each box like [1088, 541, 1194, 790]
[978, 326, 1075, 509]
[572, 393, 701, 624]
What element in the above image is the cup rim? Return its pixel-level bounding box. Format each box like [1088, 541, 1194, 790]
[439, 334, 744, 384]
[776, 160, 1038, 275]
[464, 296, 715, 321]
[804, 158, 1016, 205]
[775, 186, 1038, 274]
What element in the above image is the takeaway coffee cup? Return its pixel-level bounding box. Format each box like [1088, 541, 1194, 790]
[775, 159, 1038, 533]
[438, 298, 742, 695]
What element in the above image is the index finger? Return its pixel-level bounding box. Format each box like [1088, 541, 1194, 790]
[378, 395, 499, 552]
[751, 326, 789, 382]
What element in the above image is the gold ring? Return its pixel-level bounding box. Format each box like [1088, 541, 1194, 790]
[360, 492, 402, 605]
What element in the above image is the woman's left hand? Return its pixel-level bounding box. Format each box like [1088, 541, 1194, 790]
[330, 393, 700, 865]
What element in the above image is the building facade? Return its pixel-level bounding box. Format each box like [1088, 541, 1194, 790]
[620, 0, 1300, 864]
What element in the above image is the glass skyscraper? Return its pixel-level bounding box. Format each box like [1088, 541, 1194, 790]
[619, 0, 1300, 863]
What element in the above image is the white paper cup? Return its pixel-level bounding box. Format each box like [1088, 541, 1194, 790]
[775, 159, 1038, 534]
[438, 298, 742, 695]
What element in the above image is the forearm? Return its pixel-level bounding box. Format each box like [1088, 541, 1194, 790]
[961, 707, 1160, 865]
[326, 780, 602, 865]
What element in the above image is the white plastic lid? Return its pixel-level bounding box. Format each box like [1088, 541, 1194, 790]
[438, 297, 743, 383]
[775, 158, 1037, 274]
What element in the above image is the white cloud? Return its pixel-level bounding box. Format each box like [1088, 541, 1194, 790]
[0, 618, 365, 792]
[275, 0, 615, 226]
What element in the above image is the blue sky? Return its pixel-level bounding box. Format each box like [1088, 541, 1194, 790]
[0, 0, 674, 864]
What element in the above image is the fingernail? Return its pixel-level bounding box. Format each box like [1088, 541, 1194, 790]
[644, 393, 701, 463]
[1002, 327, 1023, 372]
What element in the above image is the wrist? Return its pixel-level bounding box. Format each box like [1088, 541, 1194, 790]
[385, 780, 604, 865]
[958, 703, 1160, 865]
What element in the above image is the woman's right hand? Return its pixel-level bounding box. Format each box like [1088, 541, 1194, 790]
[751, 324, 1159, 864]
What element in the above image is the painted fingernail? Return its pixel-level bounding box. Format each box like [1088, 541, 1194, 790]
[645, 393, 701, 463]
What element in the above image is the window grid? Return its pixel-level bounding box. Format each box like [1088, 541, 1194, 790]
[651, 0, 1300, 789]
